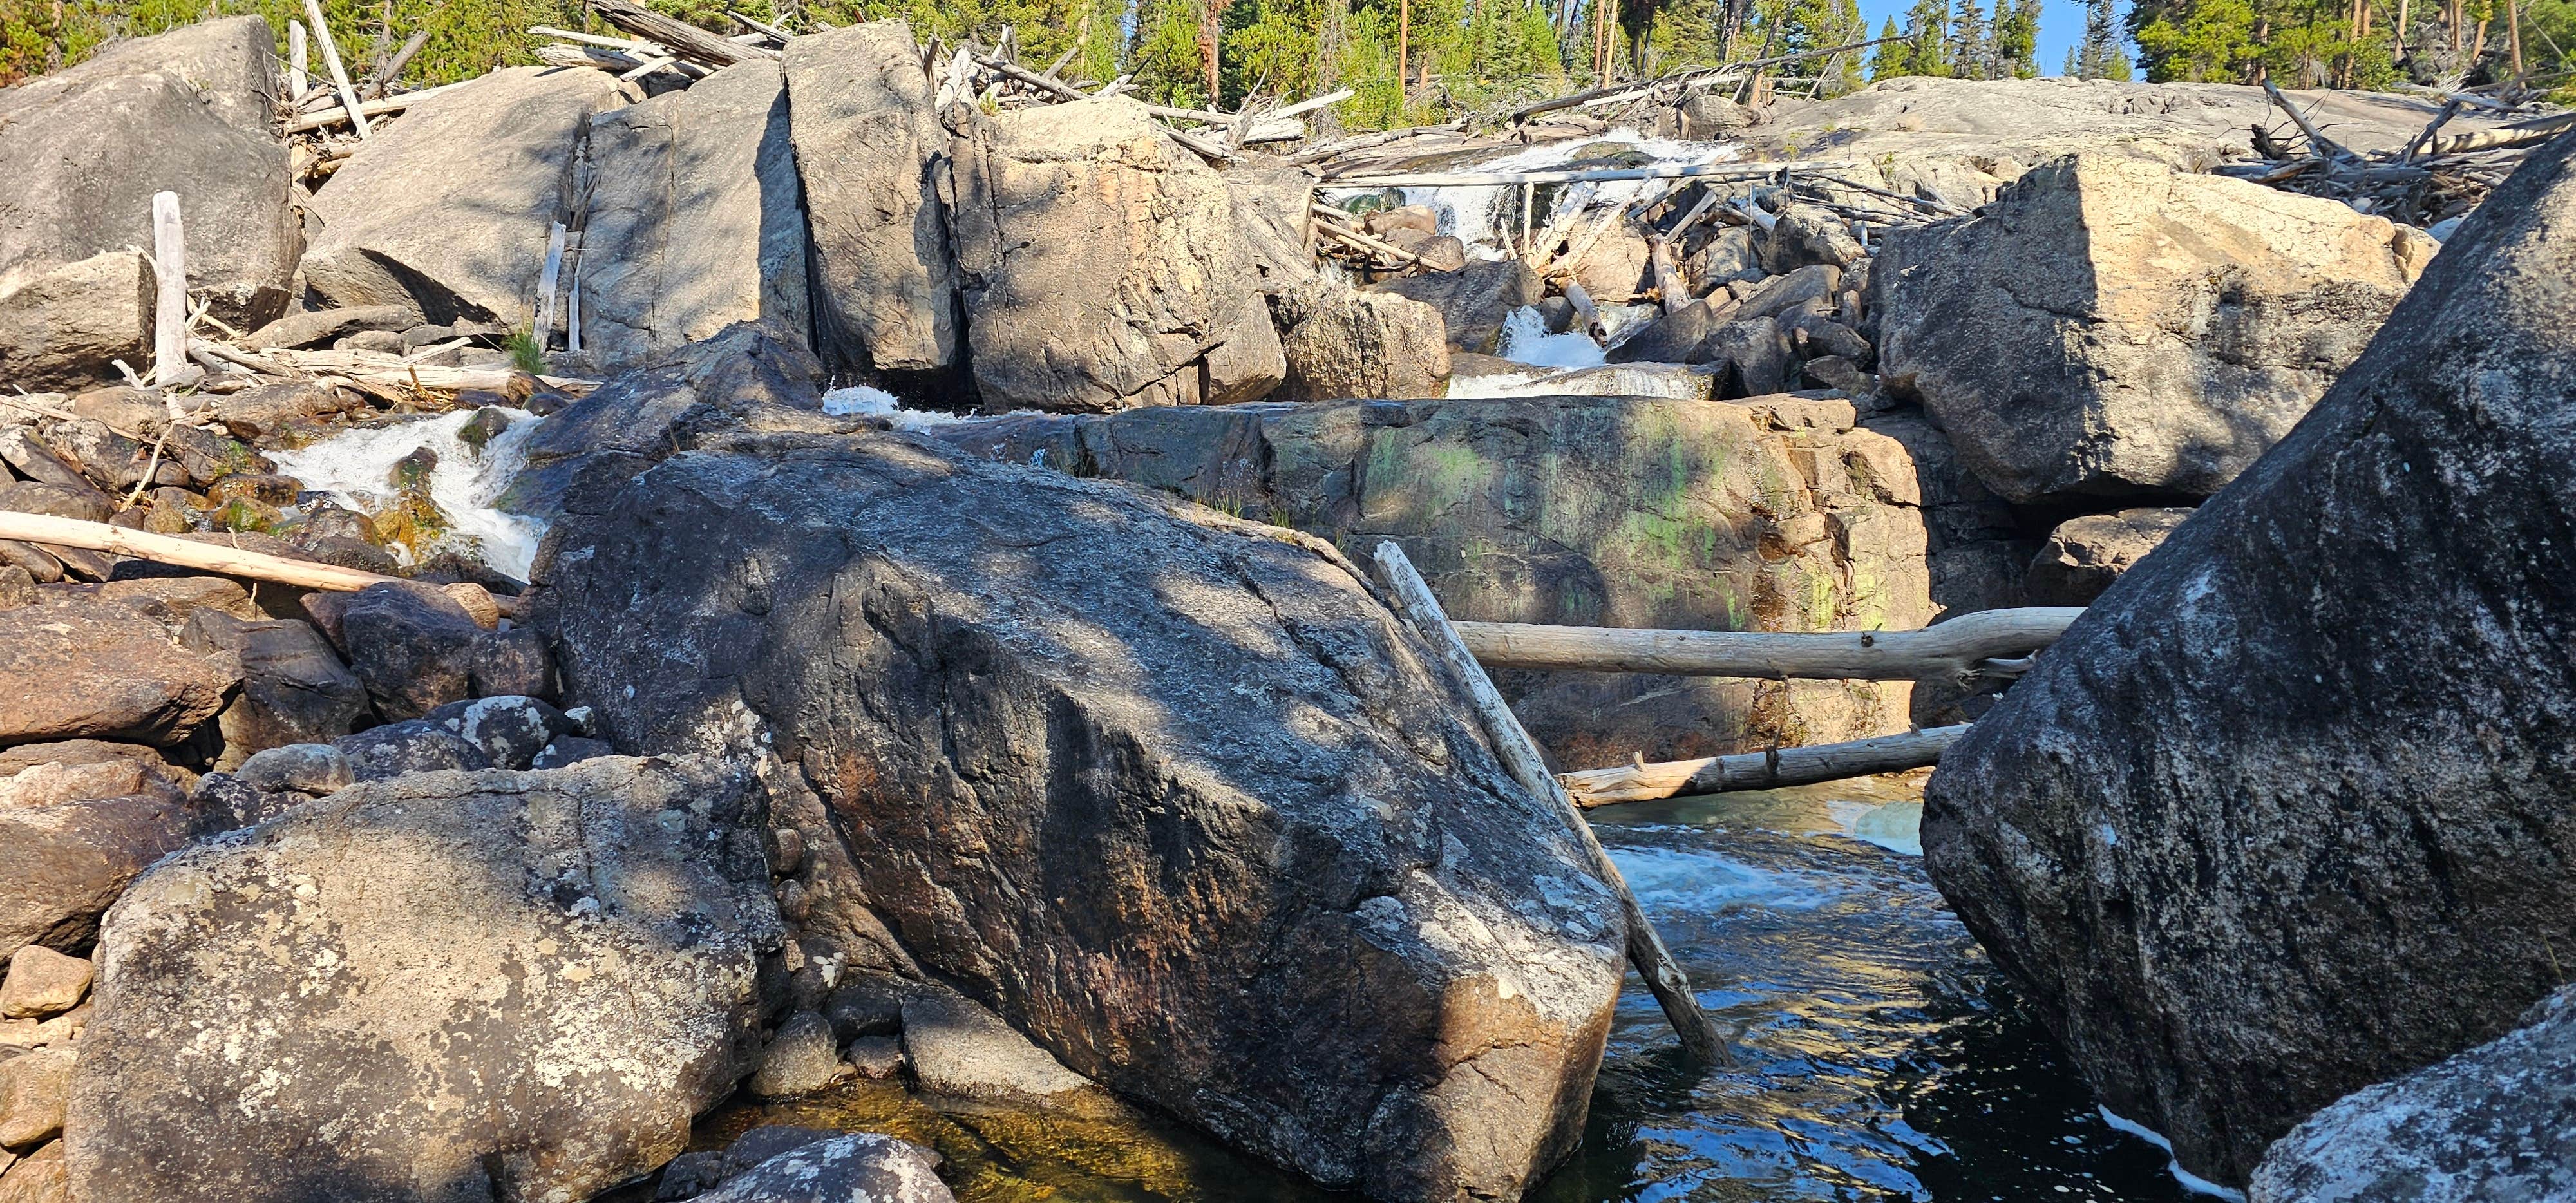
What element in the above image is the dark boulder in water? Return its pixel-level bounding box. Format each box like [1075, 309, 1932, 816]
[1922, 137, 2576, 1185]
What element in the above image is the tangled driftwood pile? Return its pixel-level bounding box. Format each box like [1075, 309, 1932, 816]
[2219, 79, 2576, 225]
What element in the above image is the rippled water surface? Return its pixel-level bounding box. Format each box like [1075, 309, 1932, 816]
[706, 777, 2196, 1202]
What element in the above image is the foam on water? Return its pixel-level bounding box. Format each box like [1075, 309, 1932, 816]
[267, 408, 548, 581]
[1368, 127, 1743, 254]
[1492, 305, 1606, 370]
[1605, 840, 1846, 913]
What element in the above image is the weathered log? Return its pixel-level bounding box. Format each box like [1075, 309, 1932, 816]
[288, 19, 310, 102]
[1370, 541, 1734, 1066]
[1561, 725, 1971, 805]
[534, 222, 567, 349]
[1325, 160, 1832, 188]
[1455, 607, 2085, 682]
[1651, 236, 1685, 313]
[724, 10, 793, 41]
[2263, 79, 2348, 160]
[301, 0, 372, 138]
[1289, 120, 1467, 164]
[1307, 204, 1439, 269]
[1506, 34, 1899, 121]
[2428, 109, 2576, 156]
[0, 511, 510, 625]
[588, 0, 764, 67]
[283, 80, 471, 133]
[150, 192, 188, 405]
[372, 29, 430, 97]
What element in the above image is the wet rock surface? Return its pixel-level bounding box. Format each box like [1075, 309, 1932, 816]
[547, 428, 1627, 1202]
[1923, 138, 2576, 1186]
[66, 755, 783, 1203]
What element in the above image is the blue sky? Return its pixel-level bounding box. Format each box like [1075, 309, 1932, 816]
[1852, 0, 2125, 77]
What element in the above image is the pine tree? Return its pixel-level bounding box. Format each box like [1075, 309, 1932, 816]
[1948, 0, 1989, 76]
[1992, 0, 2041, 75]
[1869, 14, 1910, 75]
[2076, 0, 2127, 77]
[1902, 0, 1951, 73]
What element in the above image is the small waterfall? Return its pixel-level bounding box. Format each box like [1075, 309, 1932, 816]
[268, 408, 551, 582]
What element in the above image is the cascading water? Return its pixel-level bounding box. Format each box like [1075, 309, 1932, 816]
[267, 408, 551, 582]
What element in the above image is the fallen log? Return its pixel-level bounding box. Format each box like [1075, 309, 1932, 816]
[2427, 109, 2576, 156]
[1507, 35, 1899, 122]
[1560, 725, 1971, 805]
[284, 79, 471, 133]
[589, 0, 766, 66]
[1329, 160, 1839, 188]
[1455, 607, 2085, 682]
[0, 511, 513, 621]
[1371, 541, 1734, 1067]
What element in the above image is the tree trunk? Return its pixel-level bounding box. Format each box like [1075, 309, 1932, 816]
[1560, 726, 1971, 805]
[1452, 607, 2085, 681]
[1397, 0, 1410, 97]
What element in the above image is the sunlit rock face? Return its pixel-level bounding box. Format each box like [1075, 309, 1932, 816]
[546, 430, 1627, 1202]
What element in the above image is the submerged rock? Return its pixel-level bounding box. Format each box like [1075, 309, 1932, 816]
[548, 430, 1627, 1202]
[1875, 153, 2434, 504]
[694, 1134, 951, 1203]
[66, 756, 782, 1203]
[2249, 986, 2576, 1203]
[1922, 138, 2576, 1186]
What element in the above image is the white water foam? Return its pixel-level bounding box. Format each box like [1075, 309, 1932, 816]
[1605, 843, 1844, 914]
[1492, 305, 1605, 370]
[1365, 127, 1744, 256]
[2098, 1106, 2251, 1202]
[268, 408, 548, 582]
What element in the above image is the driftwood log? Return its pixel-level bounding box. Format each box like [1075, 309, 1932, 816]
[1326, 160, 1840, 188]
[1372, 541, 1734, 1068]
[299, 0, 371, 138]
[588, 0, 766, 68]
[1455, 607, 2085, 683]
[1560, 725, 1971, 806]
[150, 192, 188, 401]
[0, 511, 513, 623]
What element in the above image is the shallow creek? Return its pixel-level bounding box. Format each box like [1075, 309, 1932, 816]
[703, 777, 2199, 1203]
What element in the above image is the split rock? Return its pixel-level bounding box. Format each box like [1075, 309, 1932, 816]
[782, 21, 956, 372]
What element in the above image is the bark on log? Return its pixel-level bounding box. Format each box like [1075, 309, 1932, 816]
[1455, 607, 2085, 683]
[1372, 541, 1735, 1068]
[301, 0, 372, 138]
[1561, 725, 1970, 805]
[589, 0, 763, 67]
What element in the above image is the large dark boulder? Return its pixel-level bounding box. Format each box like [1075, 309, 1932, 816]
[178, 611, 369, 768]
[64, 756, 783, 1203]
[0, 17, 297, 386]
[930, 393, 1934, 766]
[1922, 138, 2576, 1186]
[1875, 154, 2434, 504]
[545, 430, 1627, 1202]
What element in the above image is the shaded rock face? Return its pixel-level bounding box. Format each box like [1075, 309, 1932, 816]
[782, 21, 955, 373]
[1274, 288, 1450, 403]
[178, 610, 368, 769]
[930, 393, 1933, 768]
[304, 67, 627, 325]
[1365, 259, 1541, 355]
[2249, 986, 2576, 1203]
[949, 97, 1283, 411]
[547, 433, 1627, 1202]
[579, 60, 810, 366]
[65, 756, 783, 1203]
[0, 16, 296, 386]
[0, 603, 239, 748]
[2023, 507, 2192, 607]
[1875, 154, 2434, 505]
[1921, 138, 2576, 1187]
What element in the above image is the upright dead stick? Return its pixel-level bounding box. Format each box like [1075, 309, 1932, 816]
[288, 19, 310, 101]
[372, 28, 430, 97]
[2263, 79, 2346, 159]
[534, 222, 568, 350]
[149, 192, 188, 408]
[1372, 542, 1733, 1068]
[301, 0, 371, 139]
